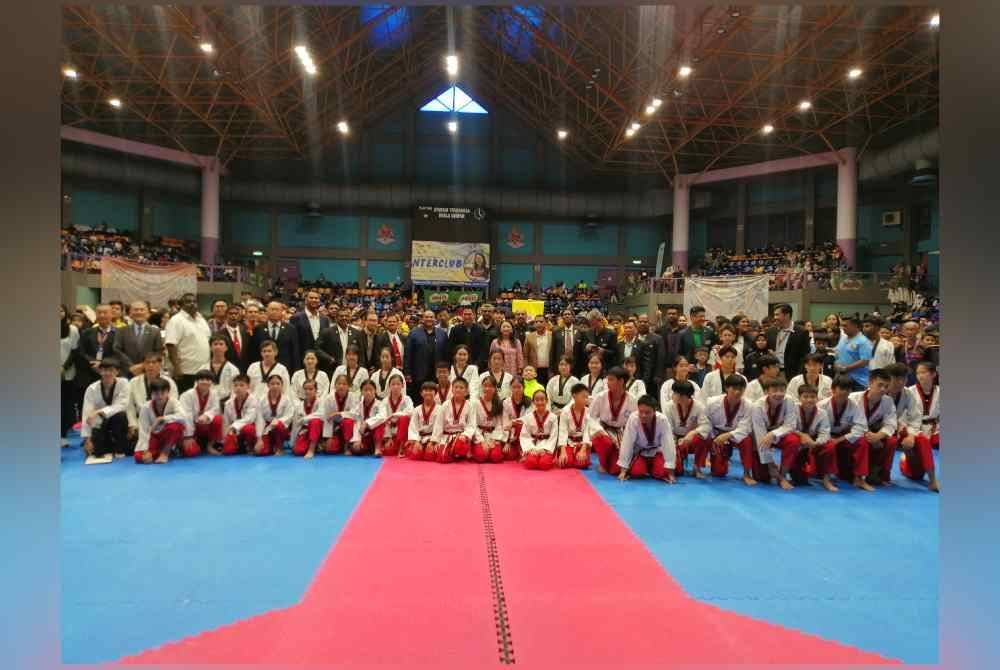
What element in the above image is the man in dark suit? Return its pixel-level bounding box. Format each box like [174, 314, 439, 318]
[655, 305, 684, 368]
[315, 306, 362, 375]
[219, 305, 253, 372]
[635, 313, 667, 391]
[290, 290, 330, 359]
[75, 303, 118, 390]
[677, 305, 717, 361]
[112, 300, 163, 377]
[580, 309, 617, 371]
[447, 306, 485, 364]
[477, 304, 501, 369]
[767, 303, 811, 379]
[552, 309, 583, 377]
[614, 318, 642, 372]
[356, 311, 382, 370]
[372, 312, 407, 372]
[404, 309, 448, 402]
[251, 301, 300, 372]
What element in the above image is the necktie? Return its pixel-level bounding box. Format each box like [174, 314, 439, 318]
[232, 329, 241, 357]
[391, 335, 402, 368]
[565, 328, 572, 353]
[134, 324, 141, 339]
[271, 324, 278, 340]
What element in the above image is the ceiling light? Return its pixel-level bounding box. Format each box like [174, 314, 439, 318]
[303, 63, 317, 75]
[651, 97, 662, 108]
[625, 127, 636, 138]
[678, 65, 693, 78]
[631, 259, 642, 265]
[108, 97, 122, 108]
[252, 250, 264, 257]
[199, 42, 214, 54]
[445, 54, 459, 76]
[762, 123, 774, 135]
[730, 9, 741, 18]
[62, 66, 78, 79]
[337, 120, 349, 135]
[798, 100, 812, 111]
[447, 120, 458, 133]
[645, 105, 656, 115]
[630, 122, 641, 131]
[673, 89, 682, 98]
[556, 129, 568, 140]
[847, 67, 863, 80]
[717, 26, 727, 34]
[294, 45, 308, 57]
[294, 45, 317, 76]
[929, 13, 940, 28]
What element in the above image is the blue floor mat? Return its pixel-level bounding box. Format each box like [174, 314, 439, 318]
[582, 454, 939, 663]
[60, 437, 381, 664]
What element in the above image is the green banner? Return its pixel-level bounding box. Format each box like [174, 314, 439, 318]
[426, 290, 483, 306]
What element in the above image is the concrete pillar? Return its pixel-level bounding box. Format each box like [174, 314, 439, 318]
[200, 158, 221, 264]
[836, 147, 858, 269]
[671, 179, 690, 271]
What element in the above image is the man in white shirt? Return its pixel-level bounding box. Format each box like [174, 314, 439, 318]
[164, 293, 211, 393]
[866, 318, 897, 371]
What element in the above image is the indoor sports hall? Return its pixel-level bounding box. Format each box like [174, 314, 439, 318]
[59, 4, 941, 665]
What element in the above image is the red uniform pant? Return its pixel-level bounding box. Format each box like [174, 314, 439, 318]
[257, 421, 290, 455]
[406, 437, 435, 460]
[709, 436, 755, 478]
[784, 440, 838, 482]
[753, 434, 801, 481]
[183, 415, 224, 457]
[380, 416, 410, 456]
[560, 442, 590, 469]
[292, 419, 325, 456]
[472, 438, 505, 464]
[835, 437, 871, 479]
[628, 452, 667, 479]
[868, 435, 898, 483]
[676, 435, 714, 475]
[898, 432, 937, 480]
[523, 451, 555, 470]
[437, 434, 472, 463]
[353, 424, 386, 455]
[223, 424, 257, 455]
[134, 422, 185, 463]
[591, 432, 623, 476]
[325, 419, 356, 455]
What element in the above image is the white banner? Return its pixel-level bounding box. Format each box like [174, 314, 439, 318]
[101, 258, 198, 310]
[683, 275, 770, 322]
[410, 241, 490, 286]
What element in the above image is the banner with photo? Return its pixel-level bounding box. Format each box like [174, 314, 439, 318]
[425, 290, 484, 306]
[683, 275, 770, 322]
[410, 241, 490, 286]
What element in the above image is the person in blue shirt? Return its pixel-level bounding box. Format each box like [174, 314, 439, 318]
[835, 316, 873, 391]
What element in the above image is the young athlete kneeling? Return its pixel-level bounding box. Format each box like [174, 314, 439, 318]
[664, 379, 712, 478]
[379, 375, 412, 457]
[254, 374, 294, 456]
[590, 367, 638, 476]
[792, 384, 838, 492]
[406, 382, 441, 461]
[520, 389, 558, 470]
[501, 377, 531, 461]
[616, 395, 677, 484]
[472, 376, 506, 463]
[898, 361, 941, 491]
[819, 375, 875, 492]
[432, 377, 475, 463]
[292, 379, 324, 458]
[351, 380, 386, 456]
[134, 378, 187, 464]
[322, 374, 359, 455]
[751, 378, 799, 490]
[704, 374, 756, 485]
[222, 375, 257, 455]
[850, 369, 897, 487]
[179, 370, 223, 457]
[557, 384, 592, 469]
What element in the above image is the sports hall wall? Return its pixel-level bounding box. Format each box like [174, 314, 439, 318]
[61, 91, 939, 289]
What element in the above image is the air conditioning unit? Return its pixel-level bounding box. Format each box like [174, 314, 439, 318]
[882, 210, 902, 227]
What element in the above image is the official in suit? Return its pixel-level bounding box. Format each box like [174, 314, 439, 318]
[404, 310, 448, 402]
[523, 316, 554, 385]
[615, 319, 643, 374]
[315, 306, 362, 375]
[219, 305, 253, 373]
[372, 313, 407, 373]
[635, 314, 667, 392]
[75, 304, 118, 391]
[552, 310, 583, 377]
[447, 307, 485, 364]
[677, 305, 717, 361]
[252, 301, 300, 372]
[580, 310, 617, 371]
[356, 311, 383, 370]
[290, 290, 330, 360]
[767, 303, 811, 379]
[112, 300, 163, 377]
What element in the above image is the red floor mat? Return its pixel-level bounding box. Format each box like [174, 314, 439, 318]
[121, 460, 897, 666]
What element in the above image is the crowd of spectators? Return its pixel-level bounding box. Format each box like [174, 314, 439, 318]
[494, 280, 609, 314]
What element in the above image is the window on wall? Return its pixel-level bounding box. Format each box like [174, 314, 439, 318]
[420, 86, 488, 114]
